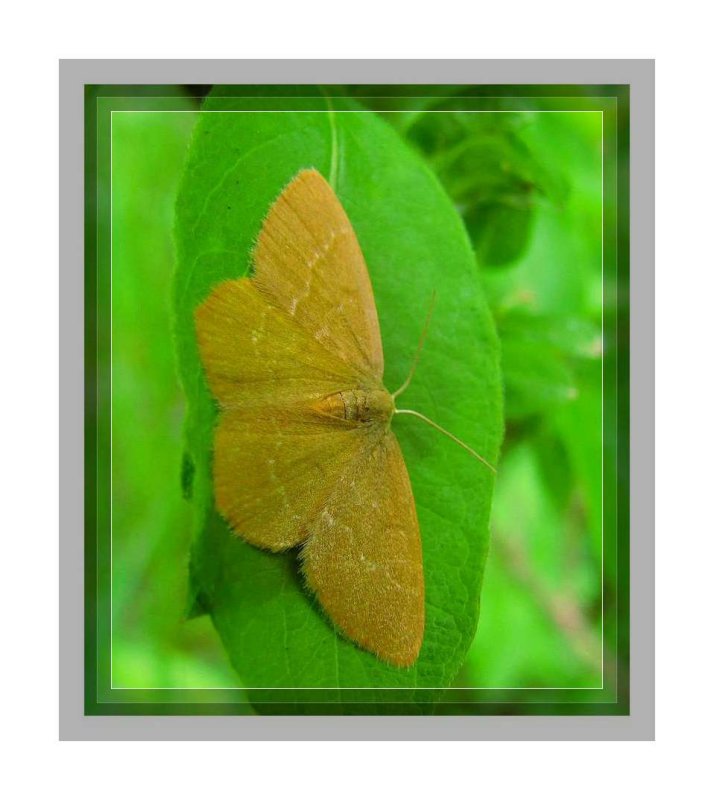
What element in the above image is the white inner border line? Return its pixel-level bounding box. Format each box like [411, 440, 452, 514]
[107, 106, 608, 693]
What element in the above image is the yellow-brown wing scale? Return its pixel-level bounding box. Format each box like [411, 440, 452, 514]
[301, 432, 424, 667]
[252, 169, 384, 380]
[195, 277, 358, 413]
[196, 278, 367, 551]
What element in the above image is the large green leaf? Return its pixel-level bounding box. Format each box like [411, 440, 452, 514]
[173, 92, 503, 711]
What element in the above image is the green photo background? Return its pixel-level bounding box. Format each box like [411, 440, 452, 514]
[92, 86, 626, 712]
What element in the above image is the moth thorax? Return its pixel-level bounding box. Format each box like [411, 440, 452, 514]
[316, 388, 394, 424]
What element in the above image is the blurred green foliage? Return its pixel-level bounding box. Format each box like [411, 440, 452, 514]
[108, 88, 611, 706]
[110, 98, 238, 690]
[401, 108, 569, 269]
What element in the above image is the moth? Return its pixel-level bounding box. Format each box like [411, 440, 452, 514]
[195, 169, 494, 667]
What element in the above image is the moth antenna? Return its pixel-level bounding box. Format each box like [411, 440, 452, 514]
[392, 290, 436, 400]
[393, 408, 497, 474]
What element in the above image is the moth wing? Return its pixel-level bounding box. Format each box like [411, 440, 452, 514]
[195, 277, 360, 411]
[301, 431, 425, 667]
[196, 278, 369, 551]
[213, 410, 366, 551]
[252, 169, 384, 380]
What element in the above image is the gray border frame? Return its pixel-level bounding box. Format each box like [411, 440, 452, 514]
[60, 59, 654, 740]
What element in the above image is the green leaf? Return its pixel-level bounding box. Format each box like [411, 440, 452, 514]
[173, 93, 503, 710]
